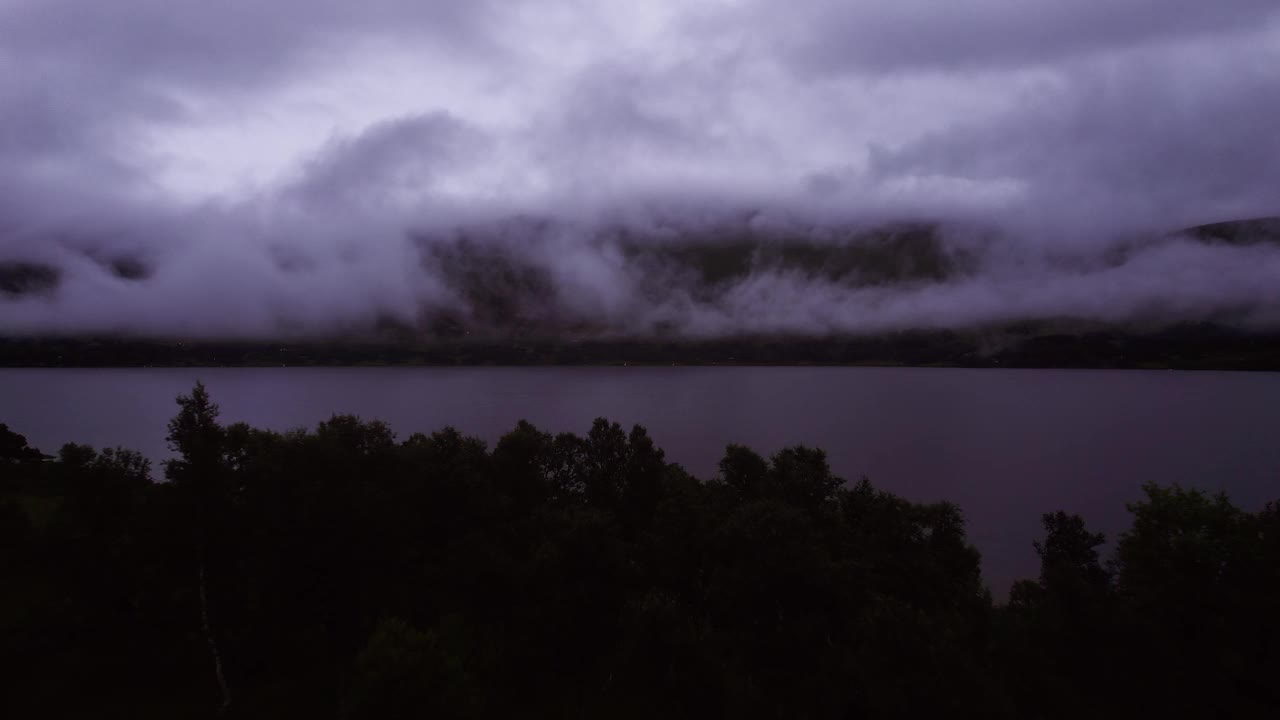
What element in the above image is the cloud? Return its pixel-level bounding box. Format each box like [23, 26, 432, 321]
[284, 113, 489, 211]
[0, 0, 505, 90]
[869, 37, 1280, 233]
[735, 0, 1280, 74]
[1, 1, 1279, 339]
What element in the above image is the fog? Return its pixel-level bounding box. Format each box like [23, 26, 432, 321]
[2, 1, 1279, 339]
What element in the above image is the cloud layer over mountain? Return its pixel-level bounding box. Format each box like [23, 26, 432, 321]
[2, 0, 1279, 338]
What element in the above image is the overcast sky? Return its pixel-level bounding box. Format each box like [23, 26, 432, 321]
[2, 1, 1279, 337]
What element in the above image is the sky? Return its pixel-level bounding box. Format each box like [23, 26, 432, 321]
[2, 0, 1279, 338]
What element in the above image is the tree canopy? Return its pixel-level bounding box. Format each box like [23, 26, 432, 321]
[2, 384, 1277, 718]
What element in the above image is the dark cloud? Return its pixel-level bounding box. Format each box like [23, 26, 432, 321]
[285, 113, 487, 211]
[0, 0, 504, 89]
[745, 0, 1280, 73]
[870, 41, 1280, 233]
[1, 1, 1279, 339]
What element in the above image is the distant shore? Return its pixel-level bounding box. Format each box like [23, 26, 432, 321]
[5, 325, 1280, 370]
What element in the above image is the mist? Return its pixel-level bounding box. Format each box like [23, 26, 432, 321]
[2, 0, 1279, 340]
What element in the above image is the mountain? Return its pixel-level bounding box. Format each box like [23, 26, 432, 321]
[1185, 216, 1280, 245]
[3, 216, 1280, 360]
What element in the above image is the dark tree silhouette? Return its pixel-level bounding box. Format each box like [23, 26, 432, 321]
[2, 386, 1278, 719]
[0, 422, 46, 463]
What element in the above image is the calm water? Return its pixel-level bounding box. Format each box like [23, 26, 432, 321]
[4, 367, 1280, 593]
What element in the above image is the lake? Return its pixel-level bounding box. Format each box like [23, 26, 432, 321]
[3, 366, 1279, 594]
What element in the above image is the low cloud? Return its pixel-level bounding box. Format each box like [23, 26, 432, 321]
[2, 1, 1279, 339]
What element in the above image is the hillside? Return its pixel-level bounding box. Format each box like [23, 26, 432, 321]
[3, 217, 1280, 364]
[5, 322, 1280, 370]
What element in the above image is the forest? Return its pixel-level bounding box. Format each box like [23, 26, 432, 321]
[2, 384, 1278, 718]
[6, 322, 1280, 370]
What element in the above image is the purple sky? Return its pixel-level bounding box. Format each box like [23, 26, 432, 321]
[2, 1, 1279, 338]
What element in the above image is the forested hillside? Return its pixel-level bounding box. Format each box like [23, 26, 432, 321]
[5, 217, 1279, 345]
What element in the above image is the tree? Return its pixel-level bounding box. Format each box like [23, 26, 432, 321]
[768, 446, 841, 511]
[0, 422, 46, 463]
[717, 444, 769, 500]
[492, 420, 554, 510]
[1002, 512, 1117, 718]
[718, 444, 841, 512]
[343, 618, 480, 719]
[1109, 484, 1268, 715]
[7, 402, 1280, 718]
[163, 381, 233, 712]
[1035, 511, 1110, 596]
[164, 381, 225, 483]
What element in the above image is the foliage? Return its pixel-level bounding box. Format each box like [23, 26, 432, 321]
[1, 422, 47, 463]
[2, 385, 1278, 718]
